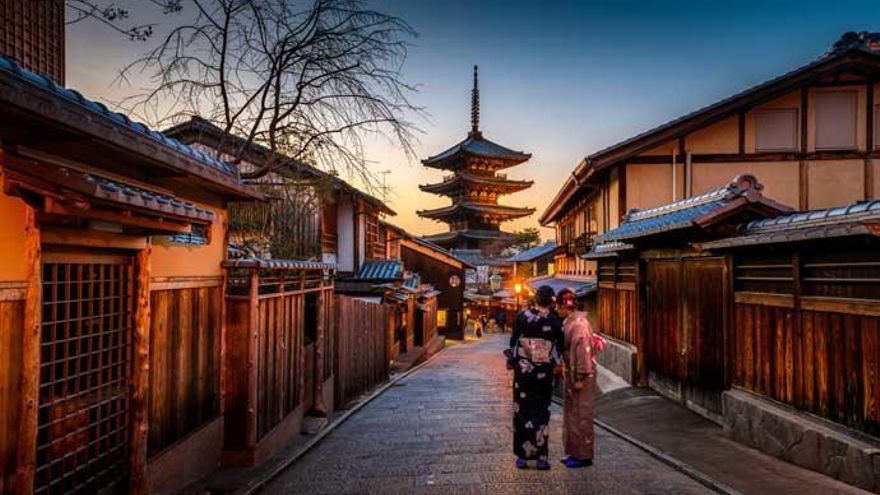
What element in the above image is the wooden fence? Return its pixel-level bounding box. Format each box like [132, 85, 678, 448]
[223, 260, 334, 463]
[732, 248, 880, 435]
[334, 295, 390, 407]
[148, 285, 223, 457]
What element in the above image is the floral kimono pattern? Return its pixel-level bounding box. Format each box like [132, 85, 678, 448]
[510, 308, 563, 461]
[562, 311, 599, 461]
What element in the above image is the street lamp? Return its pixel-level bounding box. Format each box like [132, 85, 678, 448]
[514, 282, 522, 311]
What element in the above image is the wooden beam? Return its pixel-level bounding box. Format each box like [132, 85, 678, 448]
[800, 87, 810, 210]
[246, 269, 259, 448]
[44, 199, 192, 234]
[867, 80, 875, 200]
[129, 245, 152, 494]
[41, 227, 147, 250]
[13, 208, 40, 494]
[738, 112, 746, 155]
[734, 291, 795, 308]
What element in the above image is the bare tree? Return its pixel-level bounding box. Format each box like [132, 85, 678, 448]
[66, 1, 183, 41]
[119, 0, 421, 186]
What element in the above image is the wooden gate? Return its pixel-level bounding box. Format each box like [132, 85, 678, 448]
[36, 253, 134, 494]
[647, 257, 727, 417]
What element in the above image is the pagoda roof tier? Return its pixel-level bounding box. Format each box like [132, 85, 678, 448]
[422, 133, 531, 170]
[417, 202, 535, 222]
[419, 172, 534, 195]
[422, 229, 515, 245]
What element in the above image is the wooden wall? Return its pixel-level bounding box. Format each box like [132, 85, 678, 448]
[732, 245, 880, 435]
[148, 286, 222, 457]
[334, 296, 390, 407]
[597, 259, 639, 345]
[0, 298, 23, 494]
[224, 267, 333, 452]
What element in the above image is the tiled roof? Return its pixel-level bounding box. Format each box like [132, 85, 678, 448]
[597, 199, 727, 243]
[508, 241, 558, 262]
[164, 116, 394, 215]
[418, 202, 535, 220]
[423, 229, 515, 244]
[450, 249, 513, 267]
[87, 174, 214, 222]
[700, 199, 880, 250]
[581, 241, 635, 259]
[420, 172, 533, 194]
[527, 276, 597, 298]
[355, 259, 403, 281]
[594, 174, 787, 244]
[222, 258, 335, 270]
[0, 55, 238, 177]
[423, 134, 530, 168]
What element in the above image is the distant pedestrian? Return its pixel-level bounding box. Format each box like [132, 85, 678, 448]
[509, 285, 564, 470]
[496, 310, 507, 333]
[556, 288, 605, 468]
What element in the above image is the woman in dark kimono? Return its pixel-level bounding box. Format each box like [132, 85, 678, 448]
[509, 285, 564, 470]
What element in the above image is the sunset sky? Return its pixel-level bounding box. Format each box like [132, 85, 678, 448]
[65, 0, 880, 239]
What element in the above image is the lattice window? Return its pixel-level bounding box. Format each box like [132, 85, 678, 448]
[36, 256, 134, 494]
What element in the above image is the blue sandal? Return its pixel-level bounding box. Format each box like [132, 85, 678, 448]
[563, 457, 593, 468]
[515, 458, 528, 469]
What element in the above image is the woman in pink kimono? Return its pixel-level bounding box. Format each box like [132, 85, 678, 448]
[556, 288, 604, 468]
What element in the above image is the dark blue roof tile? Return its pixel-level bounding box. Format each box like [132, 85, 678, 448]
[0, 53, 239, 178]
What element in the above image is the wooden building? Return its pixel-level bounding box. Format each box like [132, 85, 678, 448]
[541, 32, 880, 280]
[398, 237, 466, 342]
[164, 116, 396, 271]
[508, 241, 558, 280]
[697, 199, 880, 490]
[586, 175, 789, 417]
[0, 53, 260, 495]
[587, 172, 880, 490]
[419, 67, 535, 252]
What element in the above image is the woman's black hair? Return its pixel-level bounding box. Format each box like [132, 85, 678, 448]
[535, 285, 555, 307]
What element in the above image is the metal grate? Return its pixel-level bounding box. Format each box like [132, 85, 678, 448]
[36, 256, 134, 495]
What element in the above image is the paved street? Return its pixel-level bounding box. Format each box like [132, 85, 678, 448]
[262, 334, 713, 494]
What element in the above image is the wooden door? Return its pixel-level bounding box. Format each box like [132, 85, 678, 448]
[647, 260, 685, 381]
[36, 252, 134, 495]
[682, 258, 726, 390]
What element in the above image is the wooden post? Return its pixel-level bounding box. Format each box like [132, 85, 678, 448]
[246, 269, 259, 447]
[311, 277, 328, 417]
[14, 207, 40, 495]
[129, 244, 152, 494]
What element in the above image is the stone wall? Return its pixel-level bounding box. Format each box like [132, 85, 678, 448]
[723, 388, 880, 492]
[596, 333, 638, 384]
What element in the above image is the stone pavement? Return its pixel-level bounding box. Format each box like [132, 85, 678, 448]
[261, 334, 713, 494]
[595, 386, 870, 495]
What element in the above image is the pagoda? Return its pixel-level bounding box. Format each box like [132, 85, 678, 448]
[418, 66, 535, 252]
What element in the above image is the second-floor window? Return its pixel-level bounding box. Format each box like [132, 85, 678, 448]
[815, 90, 858, 150]
[755, 108, 798, 152]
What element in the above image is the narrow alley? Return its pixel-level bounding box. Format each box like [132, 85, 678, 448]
[261, 335, 713, 494]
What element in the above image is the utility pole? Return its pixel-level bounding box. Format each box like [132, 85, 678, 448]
[378, 169, 392, 205]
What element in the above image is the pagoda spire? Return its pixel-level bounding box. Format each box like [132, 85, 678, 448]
[470, 65, 481, 137]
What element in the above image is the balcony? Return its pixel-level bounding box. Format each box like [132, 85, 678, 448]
[566, 233, 595, 256]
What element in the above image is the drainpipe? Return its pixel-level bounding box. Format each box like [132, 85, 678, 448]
[685, 150, 693, 197]
[671, 146, 678, 201]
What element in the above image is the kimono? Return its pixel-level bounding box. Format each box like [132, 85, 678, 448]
[510, 308, 563, 461]
[562, 311, 596, 461]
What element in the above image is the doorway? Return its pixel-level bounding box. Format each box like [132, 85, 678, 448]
[646, 257, 727, 420]
[35, 252, 134, 494]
